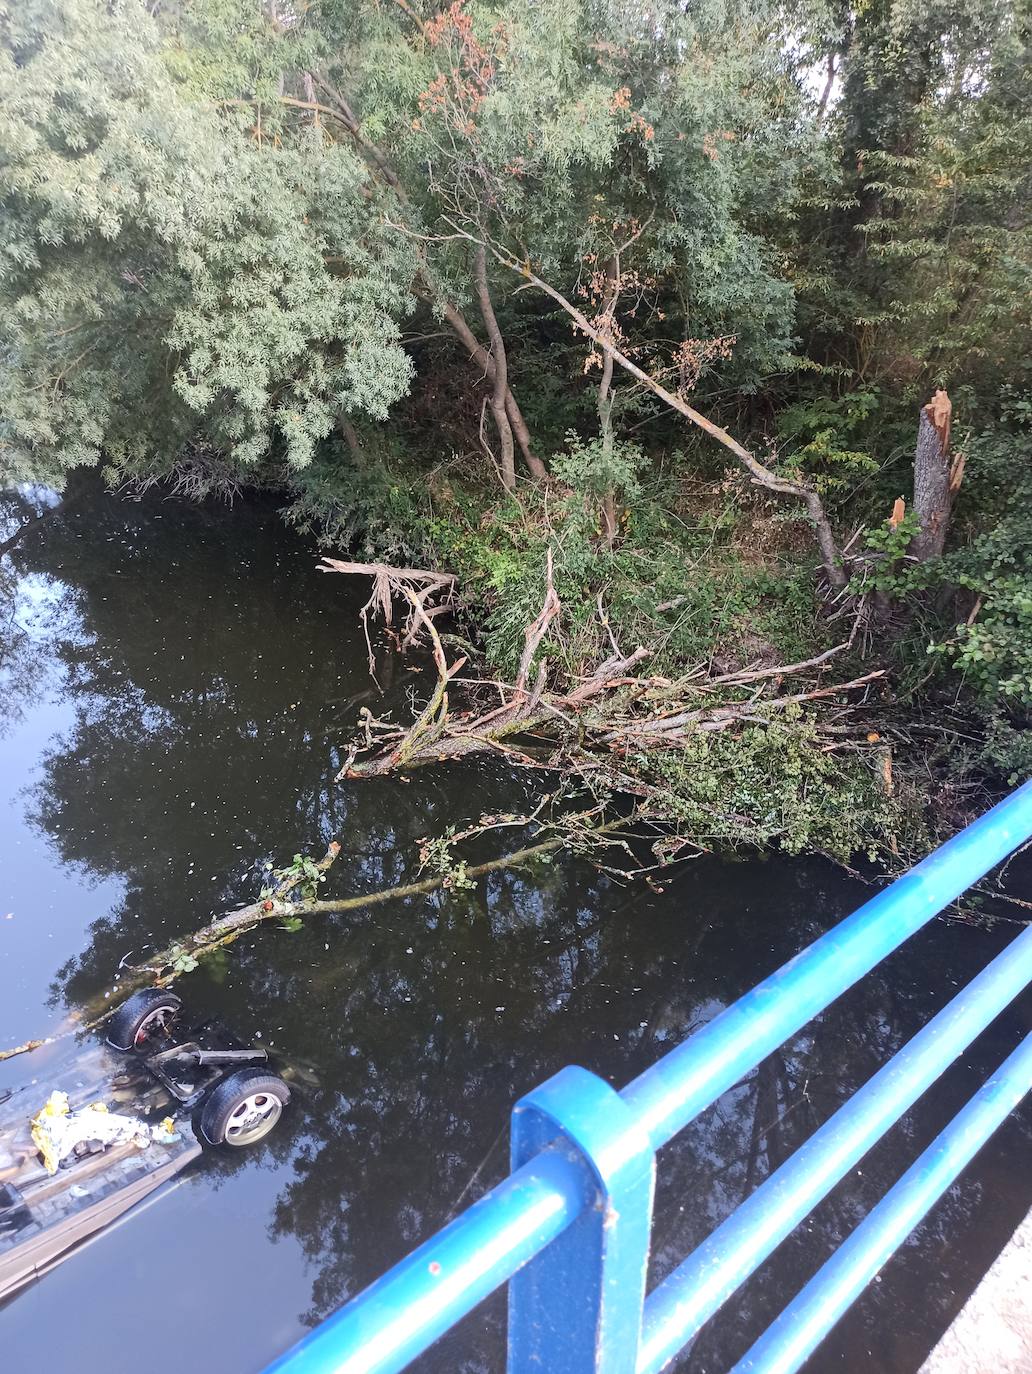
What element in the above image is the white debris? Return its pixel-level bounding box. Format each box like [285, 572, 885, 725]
[30, 1091, 178, 1175]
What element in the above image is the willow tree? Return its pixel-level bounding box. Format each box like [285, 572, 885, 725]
[178, 0, 812, 490]
[0, 0, 416, 492]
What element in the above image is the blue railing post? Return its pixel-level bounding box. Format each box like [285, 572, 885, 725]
[508, 1066, 655, 1373]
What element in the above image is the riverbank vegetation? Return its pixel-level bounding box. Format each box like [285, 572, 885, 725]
[2, 0, 1030, 861]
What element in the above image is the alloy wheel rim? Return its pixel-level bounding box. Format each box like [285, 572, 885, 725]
[224, 1091, 282, 1145]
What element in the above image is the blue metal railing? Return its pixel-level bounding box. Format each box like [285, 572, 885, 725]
[264, 779, 1032, 1374]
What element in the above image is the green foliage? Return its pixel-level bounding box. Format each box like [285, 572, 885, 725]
[983, 713, 1032, 788]
[417, 459, 822, 687]
[634, 706, 910, 861]
[3, 0, 1030, 855]
[167, 943, 198, 975]
[791, 0, 1031, 397]
[777, 391, 882, 495]
[281, 439, 433, 564]
[925, 396, 1032, 706]
[846, 508, 923, 598]
[861, 511, 921, 563]
[553, 432, 643, 509]
[0, 0, 415, 489]
[417, 829, 478, 890]
[271, 852, 328, 902]
[936, 590, 1032, 705]
[860, 47, 1032, 391]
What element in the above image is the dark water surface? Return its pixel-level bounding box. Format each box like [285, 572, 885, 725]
[1, 483, 1030, 1374]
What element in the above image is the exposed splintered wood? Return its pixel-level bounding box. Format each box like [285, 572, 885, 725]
[322, 555, 883, 777]
[316, 558, 458, 672]
[375, 589, 467, 769]
[515, 548, 560, 692]
[911, 389, 954, 562]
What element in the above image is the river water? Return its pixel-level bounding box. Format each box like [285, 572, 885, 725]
[1, 482, 1030, 1373]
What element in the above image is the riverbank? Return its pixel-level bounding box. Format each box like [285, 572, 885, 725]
[288, 460, 1015, 871]
[5, 472, 1018, 878]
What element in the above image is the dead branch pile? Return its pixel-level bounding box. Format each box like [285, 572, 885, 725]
[323, 556, 885, 779]
[316, 558, 458, 673]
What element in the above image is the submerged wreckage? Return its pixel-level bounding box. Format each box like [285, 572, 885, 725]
[1, 989, 299, 1300]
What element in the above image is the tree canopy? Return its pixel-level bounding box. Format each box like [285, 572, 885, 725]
[1, 0, 416, 485]
[2, 0, 1030, 838]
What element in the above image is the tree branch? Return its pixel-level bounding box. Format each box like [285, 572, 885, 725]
[473, 242, 516, 490]
[516, 549, 560, 692]
[1, 813, 642, 1064]
[469, 233, 847, 587]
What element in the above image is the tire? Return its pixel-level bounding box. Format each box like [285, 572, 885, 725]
[106, 989, 183, 1051]
[200, 1069, 290, 1148]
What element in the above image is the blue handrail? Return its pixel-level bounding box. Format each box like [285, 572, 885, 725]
[731, 1029, 1032, 1374]
[263, 779, 1032, 1374]
[636, 922, 1032, 1373]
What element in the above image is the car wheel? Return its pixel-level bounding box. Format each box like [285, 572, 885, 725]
[200, 1069, 290, 1147]
[106, 989, 183, 1051]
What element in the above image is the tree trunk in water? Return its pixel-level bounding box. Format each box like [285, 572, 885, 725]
[473, 244, 516, 492]
[911, 389, 953, 561]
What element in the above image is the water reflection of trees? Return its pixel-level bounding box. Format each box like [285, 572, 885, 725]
[0, 570, 40, 737]
[0, 487, 71, 736]
[247, 853, 1032, 1373]
[9, 482, 1032, 1373]
[9, 482, 466, 1009]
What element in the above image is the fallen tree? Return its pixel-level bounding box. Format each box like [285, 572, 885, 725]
[322, 556, 885, 780]
[0, 806, 642, 1064]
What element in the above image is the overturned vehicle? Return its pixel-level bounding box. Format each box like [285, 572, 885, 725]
[1, 989, 300, 1300]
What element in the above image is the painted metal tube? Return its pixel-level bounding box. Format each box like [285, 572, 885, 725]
[263, 781, 1032, 1374]
[729, 1030, 1032, 1374]
[636, 922, 1032, 1374]
[261, 1147, 589, 1374]
[622, 779, 1032, 1153]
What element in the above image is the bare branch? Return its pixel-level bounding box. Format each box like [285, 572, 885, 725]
[317, 558, 457, 674]
[516, 549, 560, 693]
[606, 670, 885, 740]
[437, 223, 847, 588]
[708, 639, 851, 686]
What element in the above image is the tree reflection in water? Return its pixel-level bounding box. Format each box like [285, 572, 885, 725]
[0, 487, 75, 738]
[3, 479, 1031, 1373]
